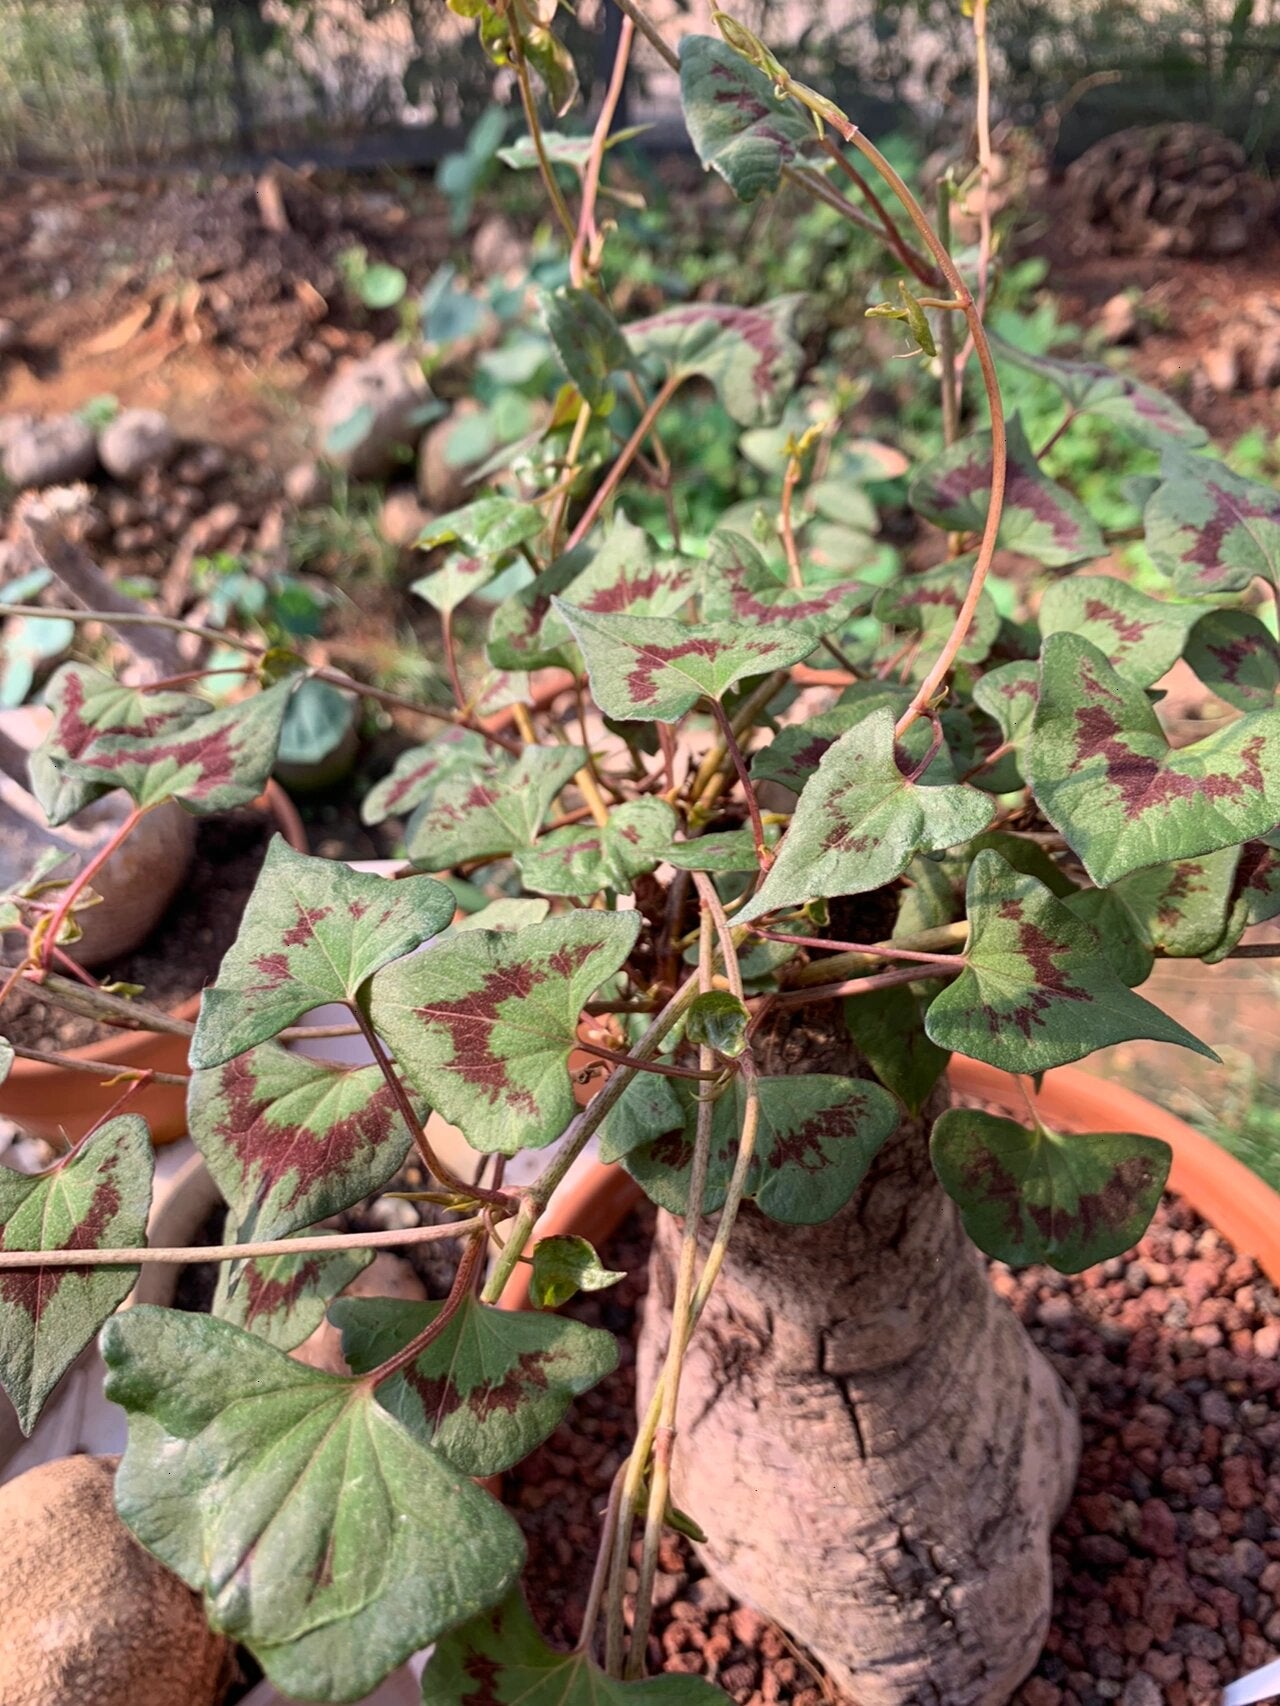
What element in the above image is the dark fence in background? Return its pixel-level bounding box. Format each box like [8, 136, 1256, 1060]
[1, 0, 1278, 174]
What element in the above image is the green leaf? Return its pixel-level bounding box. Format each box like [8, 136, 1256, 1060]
[191, 841, 455, 1068]
[497, 126, 651, 174]
[453, 897, 551, 934]
[60, 678, 294, 813]
[1110, 847, 1242, 958]
[700, 530, 868, 634]
[686, 990, 750, 1058]
[924, 851, 1216, 1074]
[909, 415, 1105, 568]
[842, 982, 950, 1114]
[102, 1307, 524, 1704]
[737, 709, 993, 923]
[361, 729, 488, 825]
[418, 497, 545, 558]
[1184, 609, 1280, 711]
[32, 661, 211, 826]
[1234, 839, 1280, 928]
[0, 1115, 152, 1434]
[623, 1074, 899, 1226]
[412, 553, 501, 617]
[545, 288, 635, 408]
[516, 798, 676, 897]
[422, 1589, 724, 1706]
[358, 262, 408, 310]
[524, 23, 579, 116]
[277, 679, 356, 766]
[529, 1235, 626, 1309]
[972, 659, 1038, 780]
[1038, 575, 1201, 687]
[556, 602, 815, 722]
[213, 1233, 373, 1352]
[752, 687, 954, 795]
[679, 33, 819, 201]
[873, 560, 1000, 666]
[487, 550, 588, 672]
[1029, 634, 1280, 885]
[1062, 887, 1154, 987]
[405, 743, 587, 868]
[659, 829, 761, 873]
[596, 1066, 684, 1166]
[930, 1108, 1171, 1273]
[367, 911, 641, 1153]
[187, 1042, 417, 1243]
[1145, 449, 1280, 595]
[987, 333, 1208, 448]
[335, 1293, 616, 1473]
[627, 296, 805, 428]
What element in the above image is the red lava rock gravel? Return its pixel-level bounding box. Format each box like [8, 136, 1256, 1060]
[509, 1194, 1280, 1706]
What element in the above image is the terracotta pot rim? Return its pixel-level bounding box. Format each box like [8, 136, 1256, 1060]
[502, 1057, 1280, 1306]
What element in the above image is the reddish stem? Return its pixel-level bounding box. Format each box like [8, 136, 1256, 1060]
[566, 374, 683, 552]
[573, 1037, 721, 1083]
[37, 805, 148, 973]
[709, 699, 771, 872]
[367, 1233, 487, 1386]
[770, 962, 957, 1010]
[752, 928, 963, 968]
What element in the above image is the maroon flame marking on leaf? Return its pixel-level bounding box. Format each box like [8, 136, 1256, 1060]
[931, 453, 1083, 549]
[708, 59, 768, 116]
[1074, 702, 1267, 814]
[1153, 864, 1202, 928]
[1082, 597, 1152, 648]
[413, 941, 600, 1117]
[470, 1348, 553, 1419]
[768, 1096, 868, 1172]
[617, 824, 641, 846]
[961, 1143, 1157, 1252]
[282, 905, 333, 947]
[73, 722, 240, 798]
[0, 1181, 121, 1320]
[461, 1653, 503, 1706]
[249, 952, 291, 991]
[215, 1055, 401, 1215]
[624, 636, 732, 706]
[405, 1365, 466, 1431]
[649, 1129, 694, 1171]
[987, 897, 1091, 1040]
[382, 755, 448, 813]
[819, 780, 877, 854]
[1206, 636, 1263, 685]
[630, 302, 789, 402]
[1175, 482, 1280, 588]
[53, 670, 189, 760]
[242, 1258, 323, 1326]
[578, 567, 670, 615]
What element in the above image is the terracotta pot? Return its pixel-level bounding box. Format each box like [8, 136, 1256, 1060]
[0, 782, 307, 1147]
[502, 1056, 1280, 1307]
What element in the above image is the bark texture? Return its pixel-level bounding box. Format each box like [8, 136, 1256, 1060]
[636, 1012, 1080, 1706]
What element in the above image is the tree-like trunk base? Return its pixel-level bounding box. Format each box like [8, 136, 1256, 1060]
[637, 1069, 1079, 1706]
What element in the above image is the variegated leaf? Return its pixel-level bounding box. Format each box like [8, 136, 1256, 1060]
[418, 496, 544, 558]
[700, 530, 868, 634]
[627, 296, 805, 427]
[1184, 609, 1280, 711]
[0, 1114, 152, 1434]
[1038, 574, 1201, 687]
[679, 33, 819, 200]
[1145, 450, 1280, 596]
[412, 552, 500, 617]
[1029, 634, 1280, 884]
[335, 1293, 617, 1474]
[988, 332, 1207, 448]
[545, 288, 636, 409]
[924, 850, 1215, 1073]
[533, 512, 698, 663]
[737, 709, 994, 923]
[361, 729, 488, 826]
[516, 798, 677, 897]
[873, 559, 1001, 665]
[192, 842, 455, 1067]
[213, 1233, 374, 1352]
[405, 743, 587, 868]
[367, 911, 641, 1153]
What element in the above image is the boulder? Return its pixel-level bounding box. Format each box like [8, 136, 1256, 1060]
[98, 409, 179, 483]
[315, 340, 430, 480]
[3, 415, 96, 490]
[418, 401, 484, 512]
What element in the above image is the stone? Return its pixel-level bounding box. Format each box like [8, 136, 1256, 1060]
[2, 413, 96, 489]
[98, 408, 179, 482]
[1121, 1676, 1161, 1706]
[1099, 293, 1139, 345]
[378, 487, 433, 548]
[1253, 1323, 1280, 1359]
[472, 212, 528, 278]
[0, 318, 19, 356]
[173, 443, 229, 485]
[315, 339, 431, 479]
[418, 402, 484, 512]
[1201, 343, 1240, 394]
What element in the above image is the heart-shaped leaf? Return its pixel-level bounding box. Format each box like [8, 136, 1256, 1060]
[213, 1234, 374, 1352]
[361, 729, 488, 826]
[1029, 634, 1280, 884]
[422, 1589, 724, 1706]
[412, 552, 501, 617]
[700, 530, 868, 634]
[405, 743, 587, 868]
[737, 709, 994, 923]
[909, 415, 1105, 567]
[686, 989, 750, 1057]
[972, 659, 1039, 780]
[930, 1107, 1171, 1273]
[842, 982, 950, 1114]
[60, 678, 294, 813]
[192, 842, 456, 1068]
[621, 1074, 899, 1226]
[529, 1235, 626, 1309]
[873, 559, 1001, 665]
[367, 911, 641, 1153]
[498, 126, 651, 174]
[187, 1042, 417, 1243]
[924, 850, 1215, 1073]
[1184, 609, 1280, 711]
[0, 1114, 152, 1434]
[1038, 575, 1201, 687]
[752, 686, 956, 795]
[558, 601, 814, 722]
[335, 1293, 617, 1474]
[419, 496, 545, 559]
[627, 296, 805, 427]
[1145, 450, 1280, 595]
[988, 333, 1207, 448]
[545, 288, 636, 408]
[1109, 847, 1241, 958]
[516, 798, 677, 897]
[659, 829, 761, 873]
[679, 33, 819, 200]
[1062, 887, 1154, 987]
[102, 1307, 524, 1704]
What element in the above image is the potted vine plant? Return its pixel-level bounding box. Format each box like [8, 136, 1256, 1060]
[1, 3, 1279, 1705]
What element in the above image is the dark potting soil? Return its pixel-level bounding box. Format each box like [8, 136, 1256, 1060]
[512, 1196, 1280, 1706]
[3, 808, 273, 1054]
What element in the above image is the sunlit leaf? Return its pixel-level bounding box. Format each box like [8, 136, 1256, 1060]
[0, 1115, 151, 1434]
[213, 1233, 373, 1352]
[924, 850, 1215, 1073]
[1184, 609, 1280, 711]
[405, 743, 587, 868]
[367, 911, 641, 1153]
[103, 1307, 524, 1703]
[1145, 449, 1280, 596]
[361, 729, 488, 826]
[1038, 575, 1201, 687]
[659, 829, 761, 872]
[931, 1107, 1171, 1273]
[529, 1235, 626, 1309]
[679, 33, 820, 201]
[335, 1293, 616, 1473]
[531, 513, 698, 663]
[873, 559, 1001, 666]
[700, 530, 868, 634]
[418, 496, 545, 559]
[1029, 634, 1280, 884]
[412, 553, 501, 617]
[737, 709, 993, 923]
[627, 296, 805, 427]
[516, 798, 676, 897]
